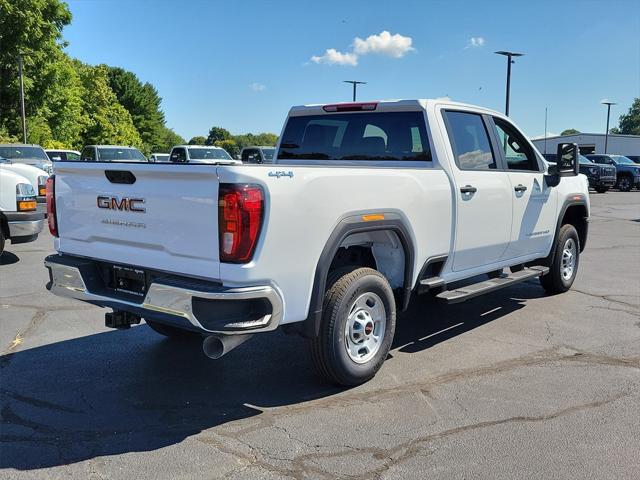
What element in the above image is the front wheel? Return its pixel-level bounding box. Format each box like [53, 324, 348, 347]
[310, 267, 396, 386]
[595, 186, 608, 193]
[617, 175, 632, 192]
[540, 224, 580, 294]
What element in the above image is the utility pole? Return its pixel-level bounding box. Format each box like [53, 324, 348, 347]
[544, 107, 548, 154]
[343, 80, 366, 102]
[495, 51, 524, 116]
[18, 53, 27, 143]
[601, 100, 616, 154]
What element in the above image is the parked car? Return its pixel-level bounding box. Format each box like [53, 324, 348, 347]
[80, 145, 147, 162]
[0, 169, 45, 254]
[543, 153, 616, 193]
[0, 158, 49, 212]
[149, 153, 170, 163]
[168, 145, 237, 164]
[44, 99, 589, 386]
[0, 144, 53, 174]
[240, 146, 276, 164]
[585, 154, 640, 191]
[45, 149, 81, 162]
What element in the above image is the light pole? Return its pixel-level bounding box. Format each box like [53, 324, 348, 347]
[544, 107, 548, 154]
[495, 51, 524, 116]
[343, 80, 366, 102]
[17, 53, 27, 143]
[601, 100, 616, 154]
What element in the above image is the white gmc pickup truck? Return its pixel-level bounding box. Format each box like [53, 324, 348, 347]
[45, 99, 589, 385]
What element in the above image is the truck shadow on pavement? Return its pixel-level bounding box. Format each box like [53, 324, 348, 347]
[0, 280, 546, 470]
[0, 251, 20, 266]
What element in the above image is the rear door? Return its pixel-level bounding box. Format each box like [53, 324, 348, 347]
[55, 162, 221, 279]
[442, 110, 513, 271]
[490, 116, 557, 259]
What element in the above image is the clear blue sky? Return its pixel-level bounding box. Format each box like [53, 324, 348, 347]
[64, 0, 639, 140]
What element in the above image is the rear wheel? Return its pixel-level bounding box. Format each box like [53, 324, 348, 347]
[146, 320, 201, 339]
[310, 267, 396, 386]
[540, 224, 580, 294]
[617, 175, 632, 192]
[595, 186, 608, 193]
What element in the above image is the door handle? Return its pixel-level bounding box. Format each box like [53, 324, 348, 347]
[514, 184, 527, 192]
[460, 185, 477, 194]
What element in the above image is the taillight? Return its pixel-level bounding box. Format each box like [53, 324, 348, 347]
[46, 176, 58, 237]
[218, 184, 263, 263]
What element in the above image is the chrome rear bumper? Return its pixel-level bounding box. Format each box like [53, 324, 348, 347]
[44, 255, 284, 335]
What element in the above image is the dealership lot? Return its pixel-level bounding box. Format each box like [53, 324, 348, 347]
[1, 192, 639, 479]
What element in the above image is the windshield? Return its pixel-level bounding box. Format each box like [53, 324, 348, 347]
[579, 155, 594, 165]
[278, 112, 431, 161]
[97, 148, 146, 162]
[261, 148, 275, 160]
[188, 148, 232, 160]
[0, 146, 49, 161]
[611, 155, 636, 165]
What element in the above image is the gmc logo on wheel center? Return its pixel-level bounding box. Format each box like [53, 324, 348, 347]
[97, 196, 146, 213]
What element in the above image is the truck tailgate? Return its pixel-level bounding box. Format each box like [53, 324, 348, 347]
[54, 163, 221, 280]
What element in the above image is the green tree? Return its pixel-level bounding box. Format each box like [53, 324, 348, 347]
[152, 126, 184, 152]
[615, 98, 640, 135]
[561, 129, 580, 136]
[206, 126, 231, 145]
[188, 135, 207, 145]
[0, 0, 73, 138]
[216, 139, 239, 158]
[76, 63, 142, 147]
[107, 66, 165, 154]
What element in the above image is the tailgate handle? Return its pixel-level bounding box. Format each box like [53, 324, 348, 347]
[105, 170, 136, 184]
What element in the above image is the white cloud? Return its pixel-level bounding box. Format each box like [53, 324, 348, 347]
[250, 82, 266, 92]
[467, 36, 486, 48]
[311, 48, 359, 66]
[353, 31, 415, 58]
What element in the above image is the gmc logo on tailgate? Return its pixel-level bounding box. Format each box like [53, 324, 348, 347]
[97, 196, 146, 213]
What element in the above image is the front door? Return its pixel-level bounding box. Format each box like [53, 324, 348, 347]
[491, 117, 557, 259]
[443, 110, 513, 272]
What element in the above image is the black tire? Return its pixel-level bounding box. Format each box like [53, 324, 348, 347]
[310, 267, 396, 386]
[617, 175, 632, 192]
[146, 319, 201, 339]
[540, 224, 580, 294]
[595, 187, 608, 193]
[487, 269, 503, 279]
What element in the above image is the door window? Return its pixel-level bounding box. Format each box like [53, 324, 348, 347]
[242, 149, 261, 163]
[443, 111, 497, 170]
[493, 118, 540, 171]
[81, 147, 95, 162]
[171, 148, 186, 162]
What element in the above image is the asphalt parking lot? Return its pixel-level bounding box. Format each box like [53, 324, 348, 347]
[1, 192, 639, 479]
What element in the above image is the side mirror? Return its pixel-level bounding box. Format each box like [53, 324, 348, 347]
[557, 143, 579, 177]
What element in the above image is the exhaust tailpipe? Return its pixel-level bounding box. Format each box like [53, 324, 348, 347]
[202, 334, 254, 360]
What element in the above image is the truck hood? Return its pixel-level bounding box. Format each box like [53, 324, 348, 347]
[0, 163, 48, 189]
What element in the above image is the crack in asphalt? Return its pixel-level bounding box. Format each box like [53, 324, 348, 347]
[208, 388, 636, 480]
[2, 341, 639, 478]
[572, 288, 640, 310]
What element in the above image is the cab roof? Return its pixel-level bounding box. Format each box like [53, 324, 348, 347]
[288, 99, 504, 118]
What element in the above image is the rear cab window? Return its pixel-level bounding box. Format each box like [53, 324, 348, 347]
[277, 111, 431, 162]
